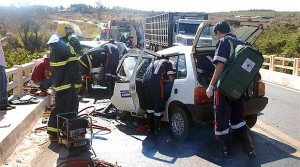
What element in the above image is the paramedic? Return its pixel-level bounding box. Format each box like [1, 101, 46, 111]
[206, 21, 256, 160]
[196, 55, 215, 86]
[143, 55, 174, 135]
[47, 21, 82, 141]
[103, 39, 119, 94]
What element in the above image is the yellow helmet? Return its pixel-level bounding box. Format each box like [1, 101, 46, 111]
[56, 21, 74, 37]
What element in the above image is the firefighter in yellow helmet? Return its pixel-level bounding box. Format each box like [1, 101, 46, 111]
[46, 21, 82, 141]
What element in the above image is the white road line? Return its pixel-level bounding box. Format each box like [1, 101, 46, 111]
[253, 120, 300, 158]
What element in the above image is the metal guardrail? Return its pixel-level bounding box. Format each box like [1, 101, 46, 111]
[263, 55, 300, 76]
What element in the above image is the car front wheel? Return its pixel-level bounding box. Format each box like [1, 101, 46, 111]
[170, 107, 190, 142]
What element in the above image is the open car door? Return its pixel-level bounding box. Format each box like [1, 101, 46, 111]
[111, 50, 159, 114]
[192, 17, 271, 53]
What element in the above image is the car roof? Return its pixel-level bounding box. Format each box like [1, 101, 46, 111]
[156, 46, 192, 56]
[80, 41, 103, 48]
[80, 40, 127, 48]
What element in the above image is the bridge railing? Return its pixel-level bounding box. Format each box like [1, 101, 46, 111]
[5, 59, 38, 96]
[263, 55, 300, 76]
[4, 56, 300, 96]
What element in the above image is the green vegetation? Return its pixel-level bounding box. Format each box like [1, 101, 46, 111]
[255, 23, 300, 58]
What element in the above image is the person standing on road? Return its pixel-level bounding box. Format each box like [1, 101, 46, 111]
[143, 55, 175, 135]
[103, 39, 119, 95]
[46, 21, 82, 141]
[206, 21, 256, 160]
[0, 23, 15, 111]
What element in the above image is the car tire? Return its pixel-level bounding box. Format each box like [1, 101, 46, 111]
[245, 114, 257, 128]
[169, 107, 190, 142]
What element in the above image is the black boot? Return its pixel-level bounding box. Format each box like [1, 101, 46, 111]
[239, 131, 256, 159]
[146, 113, 154, 134]
[211, 138, 232, 163]
[220, 139, 231, 157]
[154, 116, 162, 135]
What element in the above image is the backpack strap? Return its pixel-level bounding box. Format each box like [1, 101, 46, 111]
[224, 36, 237, 59]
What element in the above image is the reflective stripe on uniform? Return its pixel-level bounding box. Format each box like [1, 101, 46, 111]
[66, 42, 76, 55]
[154, 60, 165, 74]
[215, 128, 229, 135]
[154, 112, 163, 116]
[147, 110, 154, 113]
[47, 126, 58, 132]
[68, 34, 77, 41]
[105, 73, 116, 78]
[54, 84, 71, 91]
[197, 68, 203, 73]
[231, 121, 246, 129]
[79, 59, 88, 68]
[74, 84, 82, 88]
[167, 71, 174, 75]
[50, 57, 78, 67]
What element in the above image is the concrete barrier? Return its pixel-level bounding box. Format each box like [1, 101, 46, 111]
[260, 69, 300, 91]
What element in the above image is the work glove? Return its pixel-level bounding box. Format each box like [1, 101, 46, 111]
[206, 85, 214, 98]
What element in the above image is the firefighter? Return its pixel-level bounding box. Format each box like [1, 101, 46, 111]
[79, 47, 107, 76]
[206, 21, 256, 160]
[79, 47, 107, 92]
[46, 21, 82, 141]
[103, 39, 119, 95]
[143, 55, 174, 135]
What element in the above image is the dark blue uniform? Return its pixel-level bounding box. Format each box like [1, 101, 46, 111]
[213, 34, 248, 140]
[197, 55, 215, 86]
[79, 47, 106, 75]
[103, 43, 119, 93]
[143, 59, 174, 116]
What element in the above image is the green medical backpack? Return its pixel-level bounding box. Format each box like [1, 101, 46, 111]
[217, 37, 263, 100]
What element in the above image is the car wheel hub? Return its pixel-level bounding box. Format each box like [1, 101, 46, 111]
[171, 113, 184, 135]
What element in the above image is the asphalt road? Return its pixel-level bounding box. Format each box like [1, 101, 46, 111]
[6, 83, 300, 167]
[52, 84, 300, 167]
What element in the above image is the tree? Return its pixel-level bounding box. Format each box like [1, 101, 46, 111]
[14, 6, 48, 53]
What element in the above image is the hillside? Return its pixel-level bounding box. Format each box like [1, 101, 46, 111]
[1, 6, 300, 69]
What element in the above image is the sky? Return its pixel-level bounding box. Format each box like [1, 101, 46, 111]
[0, 0, 299, 13]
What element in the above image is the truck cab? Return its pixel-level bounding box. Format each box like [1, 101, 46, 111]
[112, 18, 270, 141]
[173, 19, 206, 46]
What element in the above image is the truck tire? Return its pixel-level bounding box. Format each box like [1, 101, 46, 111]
[245, 114, 257, 128]
[169, 107, 190, 142]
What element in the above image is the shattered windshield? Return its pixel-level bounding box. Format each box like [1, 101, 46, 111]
[196, 24, 260, 48]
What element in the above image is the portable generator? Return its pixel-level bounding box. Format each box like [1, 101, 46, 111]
[57, 112, 92, 150]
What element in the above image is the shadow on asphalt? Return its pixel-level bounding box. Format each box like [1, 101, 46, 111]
[115, 117, 300, 167]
